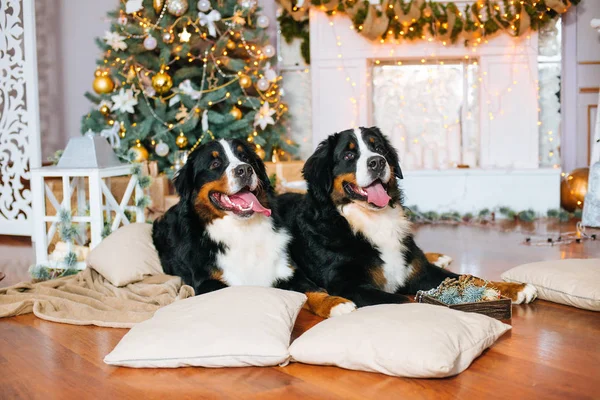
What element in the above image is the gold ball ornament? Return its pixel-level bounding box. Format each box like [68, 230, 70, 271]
[167, 0, 188, 16]
[99, 104, 111, 116]
[93, 73, 115, 94]
[130, 143, 149, 162]
[230, 106, 243, 120]
[152, 68, 173, 95]
[119, 122, 127, 138]
[239, 74, 252, 89]
[560, 168, 589, 212]
[226, 40, 236, 50]
[175, 132, 189, 148]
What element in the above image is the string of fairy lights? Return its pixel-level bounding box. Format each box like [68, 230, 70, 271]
[318, 2, 560, 170]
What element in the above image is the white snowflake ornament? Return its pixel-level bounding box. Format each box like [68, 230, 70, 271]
[254, 102, 276, 130]
[264, 62, 277, 83]
[111, 88, 138, 114]
[104, 31, 128, 51]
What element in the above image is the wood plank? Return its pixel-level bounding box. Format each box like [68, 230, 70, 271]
[1, 221, 599, 399]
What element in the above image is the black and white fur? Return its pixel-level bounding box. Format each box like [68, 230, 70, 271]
[277, 127, 537, 307]
[152, 139, 356, 317]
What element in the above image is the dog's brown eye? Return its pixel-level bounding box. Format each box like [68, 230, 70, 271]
[239, 153, 250, 162]
[210, 159, 222, 169]
[375, 145, 384, 153]
[343, 152, 355, 161]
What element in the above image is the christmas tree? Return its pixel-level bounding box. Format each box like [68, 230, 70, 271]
[82, 0, 292, 173]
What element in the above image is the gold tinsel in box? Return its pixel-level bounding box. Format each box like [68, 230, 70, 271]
[264, 161, 306, 193]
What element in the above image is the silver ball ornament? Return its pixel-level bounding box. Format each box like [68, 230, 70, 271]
[256, 78, 270, 91]
[263, 44, 275, 58]
[238, 0, 257, 10]
[155, 141, 170, 157]
[143, 35, 158, 50]
[257, 15, 270, 28]
[162, 31, 174, 43]
[197, 0, 211, 12]
[167, 0, 189, 16]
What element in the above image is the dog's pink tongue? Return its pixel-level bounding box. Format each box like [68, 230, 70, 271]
[228, 192, 272, 217]
[364, 182, 391, 207]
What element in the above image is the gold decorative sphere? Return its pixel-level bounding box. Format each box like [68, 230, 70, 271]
[152, 68, 173, 95]
[94, 69, 102, 77]
[560, 168, 589, 212]
[119, 122, 127, 138]
[239, 74, 252, 89]
[99, 104, 111, 116]
[226, 40, 236, 50]
[130, 143, 149, 162]
[175, 133, 189, 148]
[93, 74, 115, 94]
[230, 106, 243, 120]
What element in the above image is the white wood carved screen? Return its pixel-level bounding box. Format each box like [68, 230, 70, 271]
[0, 0, 41, 236]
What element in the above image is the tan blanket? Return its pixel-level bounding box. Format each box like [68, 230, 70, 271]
[0, 268, 194, 328]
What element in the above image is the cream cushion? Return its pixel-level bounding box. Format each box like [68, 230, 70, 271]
[501, 259, 600, 311]
[104, 286, 306, 368]
[86, 223, 163, 287]
[289, 303, 510, 378]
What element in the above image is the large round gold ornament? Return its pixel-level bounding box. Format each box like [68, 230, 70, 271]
[175, 132, 189, 148]
[167, 0, 188, 16]
[226, 40, 236, 50]
[230, 106, 242, 120]
[153, 0, 165, 13]
[93, 72, 115, 94]
[152, 68, 173, 95]
[239, 74, 252, 89]
[560, 168, 589, 212]
[130, 143, 149, 162]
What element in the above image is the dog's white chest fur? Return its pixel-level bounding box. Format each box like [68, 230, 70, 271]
[339, 204, 413, 292]
[206, 215, 293, 286]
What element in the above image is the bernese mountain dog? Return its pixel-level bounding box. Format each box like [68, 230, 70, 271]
[277, 127, 538, 307]
[152, 139, 356, 318]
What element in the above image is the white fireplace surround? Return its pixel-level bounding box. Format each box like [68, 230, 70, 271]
[309, 9, 560, 213]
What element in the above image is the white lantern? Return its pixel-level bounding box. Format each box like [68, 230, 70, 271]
[30, 135, 146, 270]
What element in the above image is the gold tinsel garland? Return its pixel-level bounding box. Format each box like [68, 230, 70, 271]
[278, 0, 578, 51]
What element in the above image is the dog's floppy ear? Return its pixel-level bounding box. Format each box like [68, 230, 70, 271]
[173, 155, 195, 201]
[368, 126, 403, 180]
[303, 133, 338, 203]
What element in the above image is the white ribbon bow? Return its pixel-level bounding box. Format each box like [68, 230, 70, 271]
[199, 10, 221, 37]
[169, 79, 203, 106]
[100, 124, 121, 149]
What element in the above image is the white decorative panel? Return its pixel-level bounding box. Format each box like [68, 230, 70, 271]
[0, 0, 41, 236]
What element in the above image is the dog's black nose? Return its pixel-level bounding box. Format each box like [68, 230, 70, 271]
[367, 156, 386, 173]
[235, 164, 253, 177]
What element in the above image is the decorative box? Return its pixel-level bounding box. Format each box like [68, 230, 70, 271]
[416, 293, 512, 321]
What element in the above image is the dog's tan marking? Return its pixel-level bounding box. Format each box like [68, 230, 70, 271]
[370, 266, 387, 289]
[194, 175, 230, 221]
[304, 292, 355, 318]
[211, 151, 219, 158]
[349, 142, 356, 150]
[470, 278, 537, 303]
[369, 136, 375, 143]
[236, 145, 244, 153]
[332, 172, 358, 204]
[210, 268, 226, 283]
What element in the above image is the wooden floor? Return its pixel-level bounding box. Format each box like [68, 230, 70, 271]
[1, 221, 599, 399]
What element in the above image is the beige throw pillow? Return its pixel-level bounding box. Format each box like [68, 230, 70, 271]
[104, 286, 306, 368]
[289, 303, 511, 378]
[501, 259, 600, 311]
[86, 223, 163, 287]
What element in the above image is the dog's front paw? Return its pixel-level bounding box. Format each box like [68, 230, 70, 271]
[329, 300, 357, 317]
[513, 284, 538, 304]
